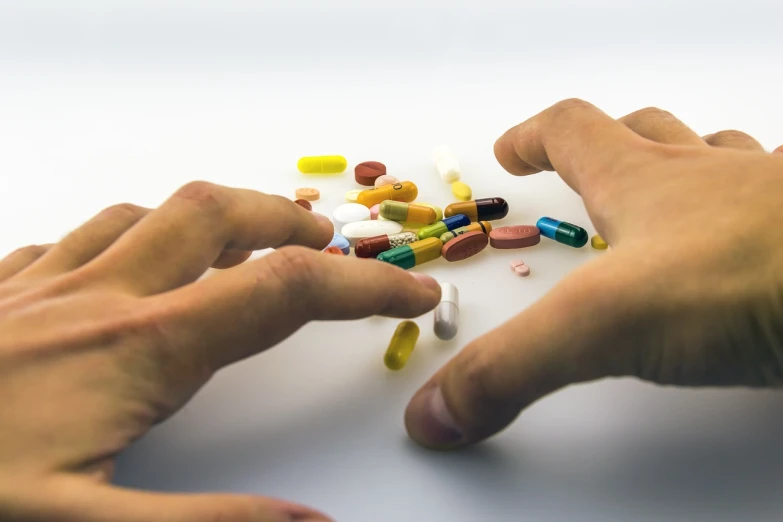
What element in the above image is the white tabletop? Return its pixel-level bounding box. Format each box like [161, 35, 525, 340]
[2, 2, 783, 521]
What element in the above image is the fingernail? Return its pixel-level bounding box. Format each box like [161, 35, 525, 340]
[406, 384, 463, 448]
[409, 271, 440, 292]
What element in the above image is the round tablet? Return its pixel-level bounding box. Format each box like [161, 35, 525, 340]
[489, 226, 541, 249]
[344, 189, 362, 203]
[374, 175, 399, 188]
[355, 161, 387, 186]
[295, 188, 320, 201]
[333, 203, 371, 231]
[294, 199, 312, 211]
[442, 231, 489, 262]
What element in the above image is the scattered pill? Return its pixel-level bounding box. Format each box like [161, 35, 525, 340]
[489, 225, 541, 249]
[294, 199, 312, 211]
[433, 145, 461, 183]
[418, 203, 443, 222]
[355, 232, 418, 258]
[333, 203, 371, 231]
[323, 246, 346, 255]
[376, 237, 443, 269]
[297, 155, 348, 174]
[442, 231, 488, 262]
[384, 320, 420, 370]
[509, 260, 531, 277]
[417, 214, 471, 240]
[380, 201, 438, 225]
[370, 204, 381, 220]
[536, 217, 588, 248]
[356, 181, 419, 208]
[445, 197, 509, 222]
[440, 221, 492, 244]
[295, 188, 320, 201]
[451, 181, 473, 201]
[355, 161, 386, 186]
[325, 233, 351, 255]
[434, 283, 459, 341]
[341, 220, 404, 246]
[591, 234, 609, 250]
[374, 175, 400, 188]
[344, 189, 362, 203]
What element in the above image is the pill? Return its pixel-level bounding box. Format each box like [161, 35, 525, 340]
[341, 220, 404, 246]
[297, 155, 348, 174]
[419, 203, 443, 222]
[333, 203, 371, 231]
[451, 181, 473, 201]
[355, 161, 386, 186]
[434, 283, 459, 341]
[323, 246, 346, 255]
[536, 217, 589, 248]
[345, 189, 362, 203]
[370, 204, 381, 219]
[355, 232, 418, 258]
[384, 320, 420, 370]
[376, 237, 443, 269]
[356, 181, 418, 208]
[440, 221, 493, 244]
[433, 145, 461, 183]
[295, 188, 320, 201]
[374, 175, 400, 188]
[380, 203, 443, 230]
[489, 225, 541, 249]
[294, 199, 312, 211]
[442, 231, 488, 262]
[417, 214, 471, 240]
[509, 260, 531, 277]
[380, 201, 438, 225]
[444, 197, 509, 222]
[325, 233, 351, 255]
[591, 234, 609, 250]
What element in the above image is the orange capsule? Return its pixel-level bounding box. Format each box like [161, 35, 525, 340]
[356, 181, 418, 208]
[379, 201, 438, 225]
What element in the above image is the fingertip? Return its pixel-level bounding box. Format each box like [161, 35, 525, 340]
[312, 212, 334, 247]
[405, 381, 465, 450]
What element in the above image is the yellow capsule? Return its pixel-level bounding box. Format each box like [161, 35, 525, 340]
[419, 203, 443, 222]
[440, 221, 493, 244]
[376, 237, 443, 269]
[297, 155, 348, 174]
[384, 321, 420, 370]
[356, 181, 418, 208]
[451, 181, 473, 201]
[591, 234, 609, 250]
[380, 201, 438, 224]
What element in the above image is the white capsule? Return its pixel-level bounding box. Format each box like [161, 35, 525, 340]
[434, 282, 459, 340]
[341, 220, 404, 246]
[333, 203, 370, 231]
[433, 145, 461, 184]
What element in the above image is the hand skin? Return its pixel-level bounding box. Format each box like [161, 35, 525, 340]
[406, 100, 783, 450]
[0, 183, 441, 522]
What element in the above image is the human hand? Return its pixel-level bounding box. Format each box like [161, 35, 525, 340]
[0, 182, 441, 522]
[406, 100, 783, 449]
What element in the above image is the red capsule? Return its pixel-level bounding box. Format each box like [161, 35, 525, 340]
[355, 232, 419, 258]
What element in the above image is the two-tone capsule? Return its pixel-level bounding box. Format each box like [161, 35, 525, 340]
[536, 217, 589, 248]
[444, 198, 509, 222]
[440, 221, 492, 244]
[379, 201, 438, 225]
[417, 214, 471, 240]
[434, 283, 459, 341]
[355, 232, 418, 259]
[376, 237, 443, 269]
[356, 181, 418, 208]
[297, 155, 347, 174]
[384, 320, 420, 370]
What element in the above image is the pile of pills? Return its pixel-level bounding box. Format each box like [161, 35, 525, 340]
[296, 152, 607, 370]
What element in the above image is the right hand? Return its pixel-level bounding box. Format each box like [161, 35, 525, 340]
[405, 99, 783, 449]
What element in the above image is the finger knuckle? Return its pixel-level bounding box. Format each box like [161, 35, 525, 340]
[97, 202, 146, 223]
[11, 244, 48, 259]
[625, 106, 675, 124]
[709, 129, 754, 143]
[549, 98, 593, 118]
[173, 181, 227, 215]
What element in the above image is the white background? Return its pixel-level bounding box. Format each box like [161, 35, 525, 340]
[2, 2, 783, 521]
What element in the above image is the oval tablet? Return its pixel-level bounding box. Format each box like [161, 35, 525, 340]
[341, 220, 404, 246]
[344, 189, 362, 203]
[297, 155, 347, 174]
[295, 187, 320, 201]
[333, 203, 370, 231]
[294, 199, 312, 211]
[442, 231, 488, 262]
[355, 161, 386, 186]
[451, 181, 473, 201]
[489, 226, 541, 249]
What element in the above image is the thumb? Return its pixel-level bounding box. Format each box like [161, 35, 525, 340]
[22, 475, 333, 522]
[405, 253, 650, 450]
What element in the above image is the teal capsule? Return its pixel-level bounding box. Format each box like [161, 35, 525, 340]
[417, 214, 471, 240]
[536, 217, 588, 248]
[376, 238, 443, 270]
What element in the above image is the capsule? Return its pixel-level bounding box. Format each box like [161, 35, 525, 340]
[434, 283, 459, 341]
[440, 221, 493, 244]
[591, 234, 609, 250]
[536, 217, 589, 248]
[355, 232, 418, 259]
[380, 201, 438, 225]
[384, 320, 420, 370]
[297, 155, 347, 174]
[417, 214, 471, 241]
[376, 237, 443, 270]
[356, 181, 418, 208]
[444, 198, 509, 222]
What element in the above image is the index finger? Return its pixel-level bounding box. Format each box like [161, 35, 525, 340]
[493, 99, 649, 194]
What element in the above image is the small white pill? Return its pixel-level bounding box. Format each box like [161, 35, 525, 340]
[341, 220, 404, 246]
[333, 203, 371, 231]
[433, 145, 461, 184]
[434, 282, 459, 341]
